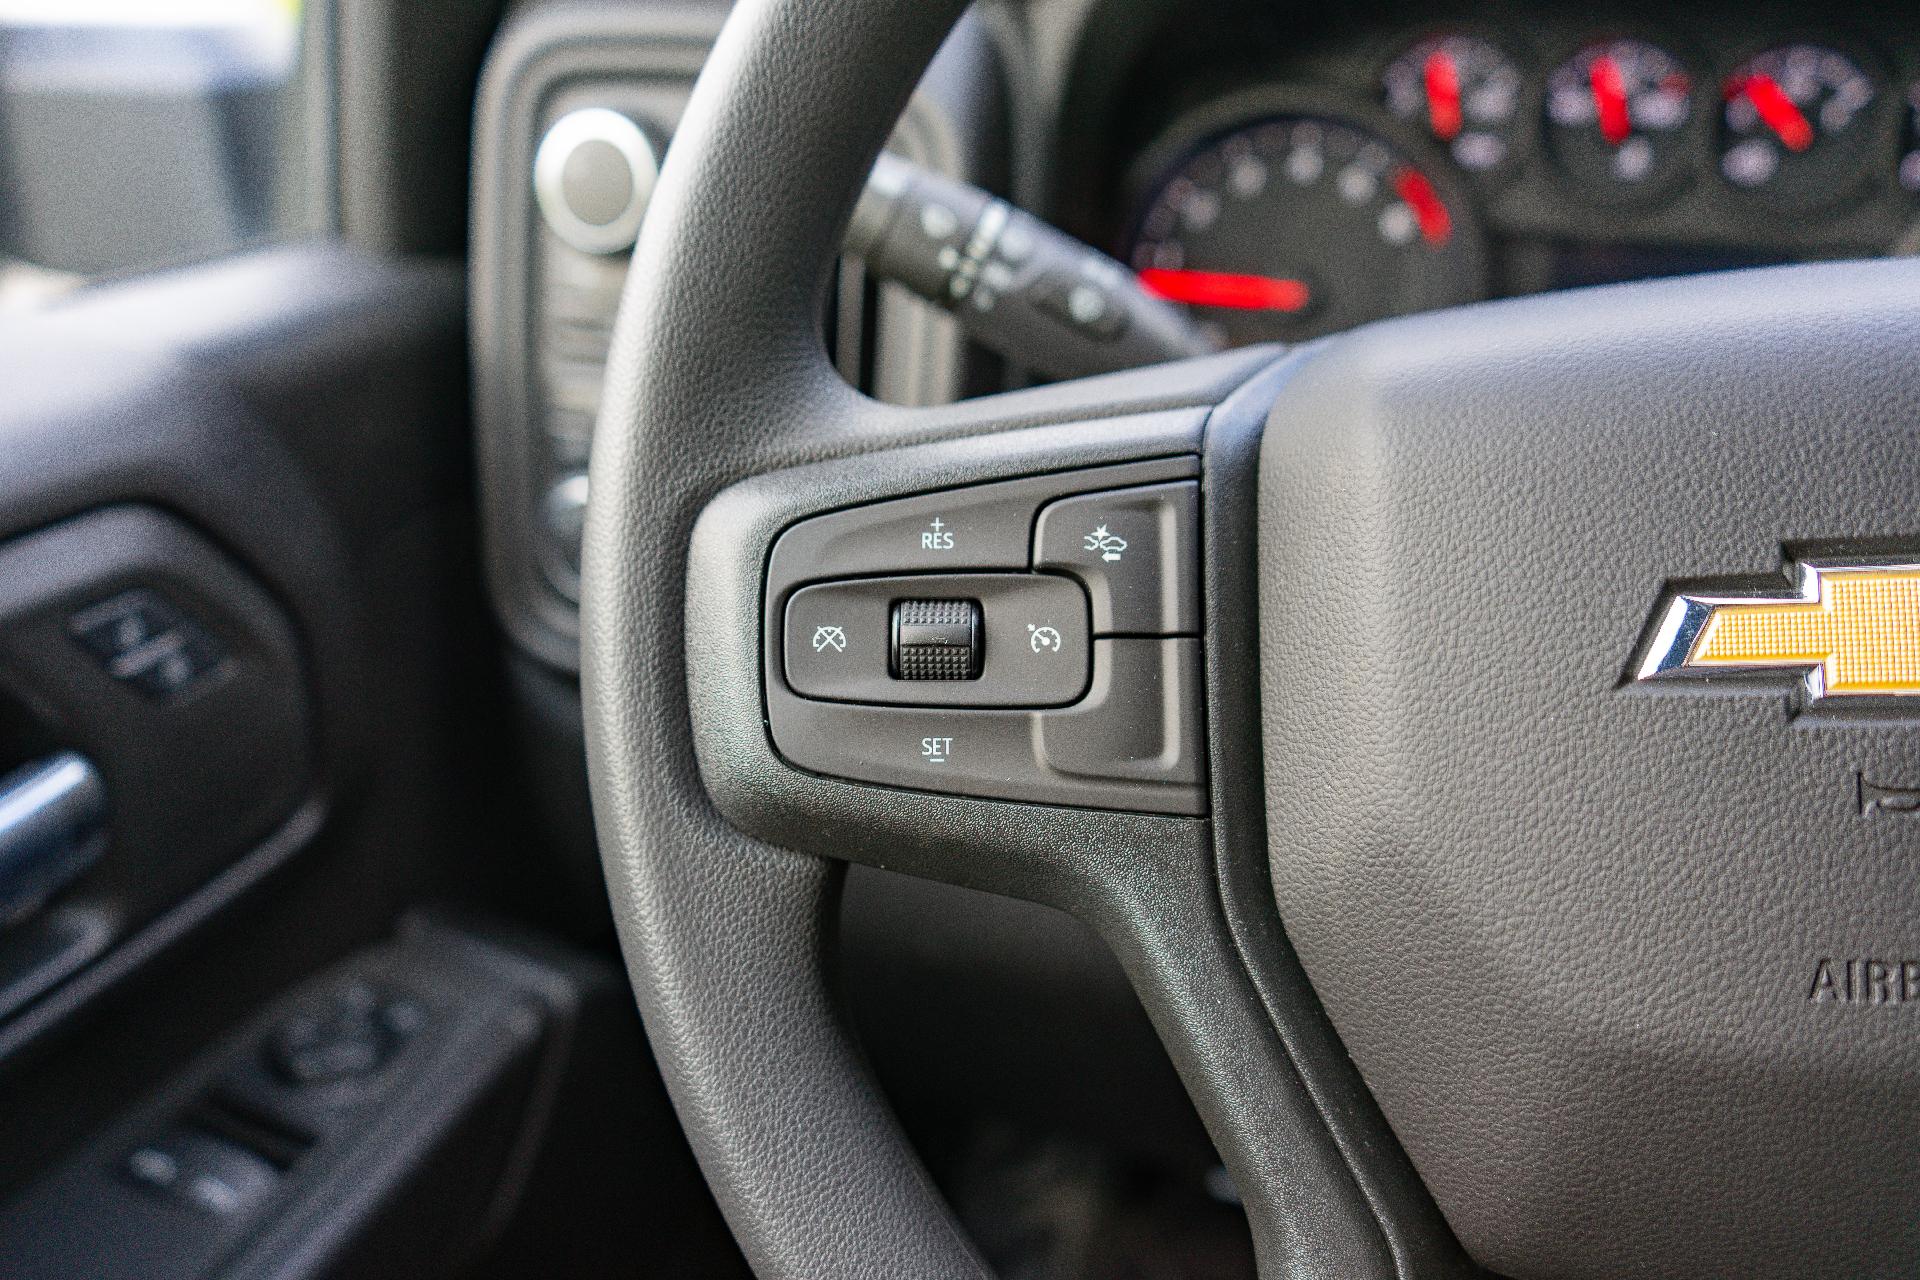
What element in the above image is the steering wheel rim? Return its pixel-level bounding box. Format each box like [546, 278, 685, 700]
[581, 1, 987, 1269]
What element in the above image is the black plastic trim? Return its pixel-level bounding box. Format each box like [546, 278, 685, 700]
[0, 917, 588, 1280]
[0, 244, 468, 1072]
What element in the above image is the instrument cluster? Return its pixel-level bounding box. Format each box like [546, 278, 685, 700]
[1111, 16, 1920, 344]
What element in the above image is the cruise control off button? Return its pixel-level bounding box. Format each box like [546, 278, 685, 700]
[1034, 481, 1198, 635]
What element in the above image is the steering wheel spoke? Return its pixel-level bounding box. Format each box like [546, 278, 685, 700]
[669, 352, 1440, 1277]
[691, 389, 1224, 855]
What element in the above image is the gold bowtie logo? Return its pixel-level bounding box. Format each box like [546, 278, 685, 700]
[1637, 561, 1920, 701]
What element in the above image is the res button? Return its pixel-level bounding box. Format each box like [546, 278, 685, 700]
[1033, 480, 1198, 634]
[770, 488, 1038, 578]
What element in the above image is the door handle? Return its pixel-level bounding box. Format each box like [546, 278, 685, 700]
[0, 753, 107, 927]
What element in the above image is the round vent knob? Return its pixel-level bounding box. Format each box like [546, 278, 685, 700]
[533, 107, 657, 255]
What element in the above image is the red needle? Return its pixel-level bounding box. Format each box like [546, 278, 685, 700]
[1393, 168, 1453, 247]
[1590, 54, 1633, 146]
[1138, 268, 1312, 313]
[1741, 73, 1815, 152]
[1423, 49, 1465, 141]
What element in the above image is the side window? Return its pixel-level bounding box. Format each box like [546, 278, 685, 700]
[0, 0, 309, 313]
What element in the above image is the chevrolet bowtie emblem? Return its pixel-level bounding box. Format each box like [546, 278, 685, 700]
[1636, 560, 1920, 701]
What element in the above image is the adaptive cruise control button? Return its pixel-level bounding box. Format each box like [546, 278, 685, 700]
[1034, 480, 1199, 634]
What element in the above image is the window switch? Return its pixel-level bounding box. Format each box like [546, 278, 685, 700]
[124, 1130, 279, 1218]
[114, 626, 225, 701]
[266, 982, 422, 1087]
[69, 589, 184, 662]
[69, 589, 227, 700]
[124, 1145, 182, 1193]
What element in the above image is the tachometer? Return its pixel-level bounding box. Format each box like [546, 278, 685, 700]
[1545, 39, 1695, 198]
[1383, 34, 1522, 177]
[1720, 44, 1877, 209]
[1128, 113, 1484, 346]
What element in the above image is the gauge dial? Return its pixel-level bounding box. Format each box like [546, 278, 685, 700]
[1383, 34, 1523, 176]
[1545, 40, 1695, 197]
[1720, 45, 1877, 208]
[1129, 115, 1483, 346]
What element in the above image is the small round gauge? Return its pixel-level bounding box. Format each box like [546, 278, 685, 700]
[1719, 45, 1877, 208]
[1128, 114, 1484, 346]
[1383, 34, 1523, 176]
[1545, 39, 1695, 197]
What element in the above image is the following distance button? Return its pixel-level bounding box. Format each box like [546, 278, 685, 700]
[1033, 481, 1198, 634]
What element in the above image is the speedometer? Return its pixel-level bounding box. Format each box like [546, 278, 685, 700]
[1128, 110, 1485, 345]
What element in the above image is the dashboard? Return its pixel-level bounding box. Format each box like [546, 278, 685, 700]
[1055, 0, 1920, 345]
[473, 0, 1920, 671]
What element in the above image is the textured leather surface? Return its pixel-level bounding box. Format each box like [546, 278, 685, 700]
[1203, 361, 1476, 1280]
[1259, 260, 1920, 1280]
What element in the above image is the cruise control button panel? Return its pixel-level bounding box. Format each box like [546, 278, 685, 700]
[764, 457, 1208, 814]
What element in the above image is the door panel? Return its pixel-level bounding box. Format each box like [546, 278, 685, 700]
[0, 242, 480, 1184]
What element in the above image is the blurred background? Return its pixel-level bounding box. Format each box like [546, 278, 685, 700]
[0, 0, 308, 313]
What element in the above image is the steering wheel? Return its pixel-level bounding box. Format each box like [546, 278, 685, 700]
[581, 1, 1920, 1277]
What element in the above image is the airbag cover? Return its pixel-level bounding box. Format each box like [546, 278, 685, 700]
[1258, 261, 1920, 1280]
